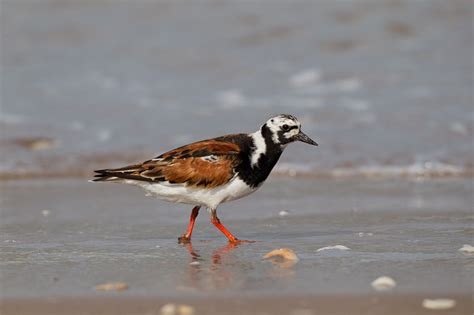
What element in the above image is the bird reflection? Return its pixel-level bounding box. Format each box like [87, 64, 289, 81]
[180, 241, 243, 291]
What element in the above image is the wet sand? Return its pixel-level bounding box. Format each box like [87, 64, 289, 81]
[2, 294, 472, 315]
[1, 177, 472, 314]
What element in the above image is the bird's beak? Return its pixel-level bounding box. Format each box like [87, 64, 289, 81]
[295, 131, 318, 146]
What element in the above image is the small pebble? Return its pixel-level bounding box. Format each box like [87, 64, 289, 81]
[30, 138, 57, 150]
[371, 276, 396, 291]
[316, 245, 351, 252]
[160, 303, 195, 315]
[160, 304, 176, 315]
[41, 209, 51, 217]
[263, 248, 299, 262]
[95, 282, 128, 291]
[31, 139, 56, 150]
[458, 244, 474, 253]
[189, 261, 200, 266]
[177, 305, 195, 315]
[279, 210, 290, 217]
[12, 137, 58, 151]
[422, 298, 456, 310]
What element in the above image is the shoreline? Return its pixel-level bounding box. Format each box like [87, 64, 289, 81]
[1, 167, 472, 181]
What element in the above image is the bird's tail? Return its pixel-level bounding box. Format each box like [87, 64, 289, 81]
[91, 169, 121, 182]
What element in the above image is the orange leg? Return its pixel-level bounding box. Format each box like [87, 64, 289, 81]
[211, 208, 254, 244]
[178, 206, 200, 244]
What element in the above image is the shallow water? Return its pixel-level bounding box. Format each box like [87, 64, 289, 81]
[1, 177, 472, 299]
[1, 0, 473, 178]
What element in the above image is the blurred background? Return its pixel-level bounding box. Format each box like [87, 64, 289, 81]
[2, 0, 472, 179]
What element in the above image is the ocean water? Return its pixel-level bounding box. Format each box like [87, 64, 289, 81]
[1, 0, 473, 178]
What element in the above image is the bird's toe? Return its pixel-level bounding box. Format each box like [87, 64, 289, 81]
[178, 235, 192, 244]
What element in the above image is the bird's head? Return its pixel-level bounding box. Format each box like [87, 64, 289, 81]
[263, 114, 318, 147]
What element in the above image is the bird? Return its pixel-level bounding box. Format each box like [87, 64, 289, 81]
[92, 114, 318, 244]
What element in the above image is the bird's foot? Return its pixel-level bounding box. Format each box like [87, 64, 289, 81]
[178, 235, 192, 244]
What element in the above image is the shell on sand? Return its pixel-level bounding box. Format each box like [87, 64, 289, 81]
[95, 282, 128, 291]
[458, 244, 474, 253]
[264, 248, 299, 261]
[422, 299, 456, 310]
[371, 276, 396, 291]
[263, 248, 299, 269]
[160, 303, 195, 315]
[316, 245, 351, 252]
[11, 137, 58, 151]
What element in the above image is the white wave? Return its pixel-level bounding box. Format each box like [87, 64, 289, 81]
[334, 78, 361, 92]
[274, 162, 314, 177]
[69, 121, 85, 131]
[289, 69, 322, 88]
[97, 129, 112, 142]
[450, 122, 468, 135]
[341, 98, 370, 111]
[282, 97, 325, 109]
[352, 112, 377, 124]
[295, 77, 362, 94]
[216, 89, 247, 109]
[0, 111, 27, 125]
[89, 71, 119, 90]
[331, 161, 466, 178]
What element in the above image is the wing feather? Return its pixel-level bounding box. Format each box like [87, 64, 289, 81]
[93, 138, 242, 188]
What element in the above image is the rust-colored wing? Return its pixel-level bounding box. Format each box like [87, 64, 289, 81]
[93, 139, 242, 188]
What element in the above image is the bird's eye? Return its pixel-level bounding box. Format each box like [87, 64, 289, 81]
[282, 124, 289, 131]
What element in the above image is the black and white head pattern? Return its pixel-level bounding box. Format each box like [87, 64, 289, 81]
[249, 114, 304, 168]
[265, 114, 301, 146]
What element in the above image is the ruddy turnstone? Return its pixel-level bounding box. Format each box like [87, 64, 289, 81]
[93, 114, 317, 244]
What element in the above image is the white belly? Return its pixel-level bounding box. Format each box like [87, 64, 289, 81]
[123, 177, 258, 209]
